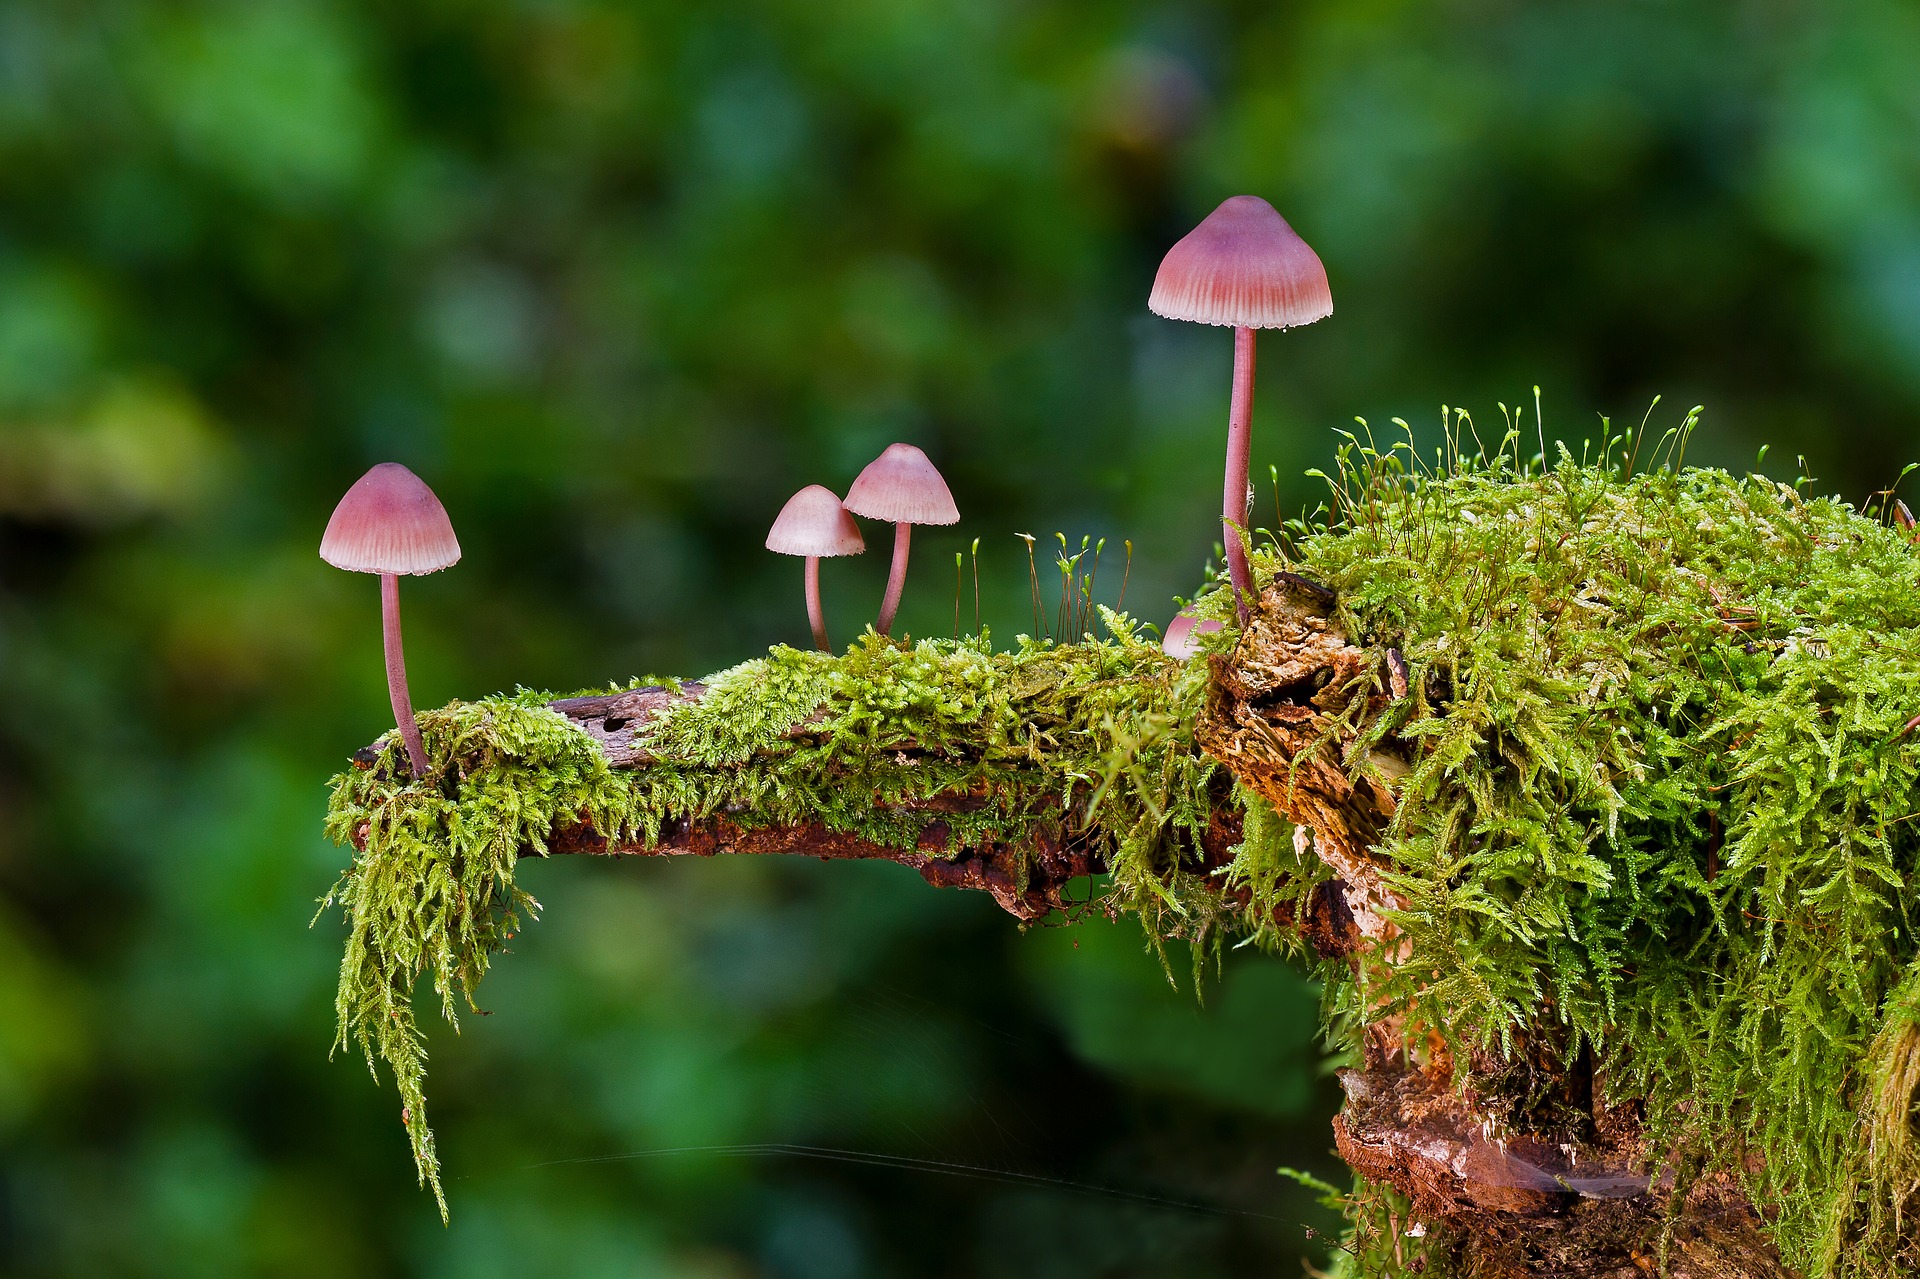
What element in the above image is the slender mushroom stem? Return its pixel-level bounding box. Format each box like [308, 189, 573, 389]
[804, 556, 830, 652]
[876, 521, 911, 636]
[1222, 324, 1258, 618]
[381, 572, 430, 778]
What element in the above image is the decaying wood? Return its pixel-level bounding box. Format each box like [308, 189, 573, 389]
[1191, 576, 1790, 1278]
[1333, 1062, 1787, 1278]
[549, 684, 709, 767]
[549, 805, 1115, 922]
[1196, 577, 1408, 940]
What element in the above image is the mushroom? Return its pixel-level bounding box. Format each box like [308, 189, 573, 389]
[1149, 195, 1331, 613]
[320, 463, 461, 779]
[1162, 610, 1223, 659]
[842, 443, 959, 636]
[766, 484, 866, 652]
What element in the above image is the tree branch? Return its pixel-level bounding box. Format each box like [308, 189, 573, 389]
[532, 684, 1244, 921]
[542, 798, 1118, 923]
[470, 581, 1785, 1274]
[337, 577, 1793, 1275]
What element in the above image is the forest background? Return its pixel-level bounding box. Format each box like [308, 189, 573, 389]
[3, 2, 1919, 1276]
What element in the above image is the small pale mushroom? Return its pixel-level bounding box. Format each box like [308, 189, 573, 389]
[842, 443, 959, 636]
[1162, 610, 1223, 659]
[1150, 195, 1332, 614]
[320, 463, 461, 778]
[766, 485, 865, 652]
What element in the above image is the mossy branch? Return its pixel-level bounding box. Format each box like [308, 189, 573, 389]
[321, 623, 1247, 1221]
[321, 441, 1920, 1278]
[529, 680, 1242, 918]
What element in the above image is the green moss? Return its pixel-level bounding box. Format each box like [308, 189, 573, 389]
[320, 626, 1220, 1218]
[1260, 427, 1920, 1275]
[317, 688, 622, 1219]
[322, 424, 1920, 1272]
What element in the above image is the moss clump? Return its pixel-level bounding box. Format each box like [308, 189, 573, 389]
[323, 422, 1920, 1272]
[318, 687, 621, 1219]
[1254, 429, 1920, 1276]
[320, 624, 1222, 1217]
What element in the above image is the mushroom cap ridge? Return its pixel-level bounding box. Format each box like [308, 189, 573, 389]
[320, 462, 462, 575]
[843, 443, 960, 526]
[1148, 195, 1332, 330]
[767, 485, 866, 557]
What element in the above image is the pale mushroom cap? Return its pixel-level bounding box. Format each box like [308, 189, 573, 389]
[1162, 611, 1224, 659]
[767, 484, 866, 557]
[842, 443, 960, 525]
[1148, 195, 1332, 330]
[320, 462, 462, 575]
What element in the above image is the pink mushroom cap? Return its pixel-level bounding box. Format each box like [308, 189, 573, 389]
[1148, 195, 1332, 331]
[319, 463, 461, 575]
[842, 443, 960, 526]
[1162, 611, 1224, 659]
[767, 485, 866, 557]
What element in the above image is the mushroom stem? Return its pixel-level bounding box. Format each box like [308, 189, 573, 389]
[1222, 324, 1258, 617]
[876, 522, 912, 636]
[805, 556, 830, 652]
[381, 572, 430, 778]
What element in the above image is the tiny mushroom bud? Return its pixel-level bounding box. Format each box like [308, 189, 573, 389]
[766, 485, 865, 652]
[1150, 195, 1331, 616]
[1162, 610, 1224, 660]
[842, 443, 959, 636]
[320, 463, 461, 778]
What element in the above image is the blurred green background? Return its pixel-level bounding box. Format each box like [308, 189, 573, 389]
[3, 1, 1918, 1275]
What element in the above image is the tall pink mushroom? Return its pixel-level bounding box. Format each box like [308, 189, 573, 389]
[320, 463, 461, 779]
[843, 443, 959, 636]
[1149, 195, 1331, 612]
[767, 484, 865, 652]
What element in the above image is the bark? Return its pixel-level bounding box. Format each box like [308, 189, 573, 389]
[1333, 1060, 1789, 1278]
[443, 576, 1790, 1278]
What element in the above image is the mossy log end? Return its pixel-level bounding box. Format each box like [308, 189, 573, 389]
[1203, 582, 1791, 1279]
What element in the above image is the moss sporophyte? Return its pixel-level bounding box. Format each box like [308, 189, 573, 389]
[322, 440, 1920, 1276]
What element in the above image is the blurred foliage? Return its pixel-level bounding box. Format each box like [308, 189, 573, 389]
[1, 0, 1918, 1274]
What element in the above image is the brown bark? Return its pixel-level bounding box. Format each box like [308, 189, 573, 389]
[1196, 572, 1409, 940]
[1333, 1061, 1789, 1278]
[545, 803, 1113, 922]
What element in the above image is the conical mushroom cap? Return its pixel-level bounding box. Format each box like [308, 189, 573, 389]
[843, 443, 959, 525]
[1149, 195, 1332, 330]
[767, 485, 866, 557]
[320, 463, 462, 575]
